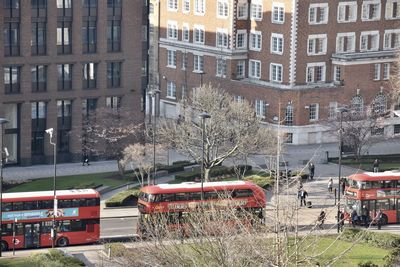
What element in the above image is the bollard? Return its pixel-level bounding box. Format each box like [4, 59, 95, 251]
[334, 188, 337, 206]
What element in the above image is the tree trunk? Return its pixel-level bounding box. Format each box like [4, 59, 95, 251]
[204, 168, 211, 182]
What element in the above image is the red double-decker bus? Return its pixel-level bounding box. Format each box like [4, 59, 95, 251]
[1, 189, 100, 251]
[344, 171, 400, 225]
[137, 181, 267, 236]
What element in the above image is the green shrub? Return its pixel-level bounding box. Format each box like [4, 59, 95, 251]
[104, 243, 128, 258]
[358, 261, 378, 267]
[244, 175, 273, 189]
[172, 160, 191, 165]
[383, 248, 400, 267]
[175, 166, 235, 182]
[105, 188, 141, 207]
[29, 249, 84, 267]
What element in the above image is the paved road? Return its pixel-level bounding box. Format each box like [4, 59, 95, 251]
[100, 217, 136, 238]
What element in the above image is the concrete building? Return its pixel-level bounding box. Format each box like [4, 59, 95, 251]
[0, 0, 147, 166]
[152, 0, 400, 144]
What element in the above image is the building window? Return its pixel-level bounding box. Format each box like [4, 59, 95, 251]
[107, 62, 121, 88]
[167, 50, 177, 68]
[234, 95, 244, 102]
[31, 22, 46, 56]
[271, 33, 283, 54]
[194, 0, 205, 15]
[272, 2, 285, 23]
[82, 98, 97, 117]
[250, 31, 262, 51]
[31, 101, 46, 155]
[107, 0, 121, 16]
[336, 32, 356, 53]
[360, 31, 379, 52]
[306, 63, 326, 83]
[236, 30, 247, 49]
[216, 58, 227, 77]
[334, 66, 342, 83]
[167, 0, 178, 11]
[236, 60, 245, 79]
[255, 100, 266, 118]
[4, 0, 20, 18]
[216, 29, 229, 48]
[309, 3, 329, 24]
[4, 66, 20, 94]
[183, 0, 190, 13]
[217, 0, 228, 18]
[237, 2, 248, 19]
[167, 81, 177, 99]
[351, 95, 364, 112]
[194, 25, 205, 44]
[250, 2, 262, 20]
[373, 64, 381, 80]
[82, 0, 97, 16]
[83, 63, 97, 89]
[371, 127, 384, 136]
[284, 133, 293, 144]
[107, 19, 121, 52]
[307, 34, 327, 55]
[57, 100, 72, 153]
[270, 63, 283, 83]
[82, 20, 97, 53]
[57, 21, 72, 54]
[57, 0, 71, 9]
[383, 63, 391, 80]
[193, 55, 204, 72]
[167, 20, 178, 39]
[362, 1, 381, 21]
[285, 105, 293, 126]
[394, 124, 400, 134]
[338, 2, 357, 23]
[383, 29, 400, 50]
[182, 23, 190, 42]
[308, 103, 319, 121]
[57, 64, 72, 91]
[249, 60, 261, 79]
[4, 22, 20, 57]
[386, 0, 400, 19]
[106, 96, 121, 110]
[181, 52, 188, 70]
[329, 102, 338, 119]
[31, 65, 47, 92]
[372, 93, 387, 115]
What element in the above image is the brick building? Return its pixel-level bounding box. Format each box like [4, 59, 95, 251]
[151, 0, 400, 144]
[0, 0, 147, 166]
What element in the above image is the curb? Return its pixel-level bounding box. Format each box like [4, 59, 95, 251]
[100, 215, 138, 219]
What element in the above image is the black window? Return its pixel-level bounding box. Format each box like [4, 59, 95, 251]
[57, 64, 72, 90]
[31, 0, 46, 9]
[23, 201, 39, 210]
[59, 199, 72, 208]
[41, 221, 52, 233]
[82, 99, 97, 117]
[3, 22, 20, 57]
[13, 202, 23, 211]
[204, 191, 218, 200]
[394, 124, 400, 135]
[31, 65, 47, 92]
[4, 66, 20, 94]
[233, 189, 254, 198]
[82, 20, 97, 53]
[1, 223, 22, 236]
[161, 194, 175, 202]
[189, 192, 202, 200]
[107, 62, 121, 88]
[106, 96, 121, 110]
[82, 63, 97, 89]
[82, 0, 97, 16]
[39, 200, 53, 209]
[107, 0, 121, 16]
[31, 22, 46, 55]
[2, 202, 12, 211]
[57, 21, 72, 54]
[31, 0, 47, 18]
[107, 19, 121, 52]
[175, 193, 188, 201]
[4, 0, 20, 18]
[57, 100, 72, 153]
[57, 0, 72, 17]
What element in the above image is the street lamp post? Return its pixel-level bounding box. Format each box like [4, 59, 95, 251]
[199, 71, 205, 87]
[45, 128, 57, 247]
[337, 107, 348, 233]
[149, 88, 161, 185]
[0, 118, 9, 257]
[199, 112, 211, 200]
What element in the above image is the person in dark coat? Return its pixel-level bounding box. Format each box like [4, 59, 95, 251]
[309, 162, 315, 180]
[300, 189, 308, 207]
[82, 154, 90, 166]
[373, 159, 379, 173]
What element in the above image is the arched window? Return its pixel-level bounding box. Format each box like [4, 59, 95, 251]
[372, 93, 387, 115]
[351, 95, 364, 112]
[285, 105, 293, 126]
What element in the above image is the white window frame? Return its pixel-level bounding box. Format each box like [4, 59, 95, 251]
[383, 29, 400, 49]
[250, 30, 262, 51]
[194, 0, 206, 15]
[271, 33, 284, 55]
[236, 60, 245, 79]
[237, 1, 248, 20]
[383, 63, 391, 80]
[255, 99, 266, 118]
[329, 102, 338, 119]
[306, 62, 326, 83]
[193, 54, 204, 72]
[272, 2, 285, 24]
[362, 0, 381, 21]
[167, 20, 178, 40]
[270, 63, 283, 83]
[216, 28, 229, 48]
[250, 1, 263, 21]
[167, 81, 177, 99]
[193, 25, 205, 44]
[234, 95, 245, 103]
[167, 0, 178, 12]
[182, 23, 190, 42]
[334, 66, 342, 83]
[307, 34, 327, 55]
[216, 57, 227, 78]
[236, 30, 247, 49]
[309, 103, 319, 121]
[336, 32, 356, 53]
[360, 31, 380, 52]
[217, 0, 229, 18]
[308, 3, 329, 25]
[385, 0, 400, 19]
[167, 50, 177, 68]
[373, 64, 381, 81]
[337, 1, 358, 23]
[249, 60, 261, 79]
[183, 0, 190, 13]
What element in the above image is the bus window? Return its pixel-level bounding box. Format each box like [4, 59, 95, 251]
[41, 221, 52, 233]
[162, 194, 175, 202]
[376, 199, 390, 211]
[13, 202, 24, 211]
[175, 193, 188, 201]
[234, 189, 253, 198]
[86, 198, 98, 206]
[70, 220, 86, 231]
[59, 200, 72, 208]
[40, 200, 53, 209]
[2, 202, 12, 211]
[189, 192, 202, 200]
[24, 201, 39, 210]
[204, 191, 218, 200]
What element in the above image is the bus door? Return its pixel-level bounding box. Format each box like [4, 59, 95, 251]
[397, 199, 400, 223]
[24, 223, 40, 248]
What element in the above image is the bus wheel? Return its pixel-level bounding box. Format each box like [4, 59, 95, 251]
[57, 237, 69, 247]
[381, 214, 388, 225]
[1, 241, 8, 251]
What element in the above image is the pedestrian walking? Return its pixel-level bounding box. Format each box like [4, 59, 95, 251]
[300, 189, 308, 207]
[376, 209, 383, 230]
[328, 178, 333, 193]
[82, 154, 90, 166]
[339, 210, 345, 231]
[361, 205, 370, 227]
[308, 162, 315, 180]
[317, 210, 326, 229]
[373, 159, 379, 173]
[341, 178, 346, 195]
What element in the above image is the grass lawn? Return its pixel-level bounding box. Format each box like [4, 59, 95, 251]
[305, 237, 389, 267]
[6, 172, 131, 193]
[0, 258, 33, 267]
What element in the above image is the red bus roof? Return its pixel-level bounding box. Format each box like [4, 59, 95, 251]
[3, 189, 100, 201]
[141, 181, 261, 194]
[348, 171, 400, 182]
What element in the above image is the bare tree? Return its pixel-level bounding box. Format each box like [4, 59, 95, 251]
[120, 143, 166, 186]
[157, 84, 276, 181]
[390, 53, 400, 117]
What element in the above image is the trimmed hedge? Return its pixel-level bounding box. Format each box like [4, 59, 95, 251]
[175, 166, 236, 182]
[104, 243, 128, 258]
[29, 249, 84, 267]
[341, 228, 400, 249]
[105, 188, 141, 207]
[244, 175, 273, 189]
